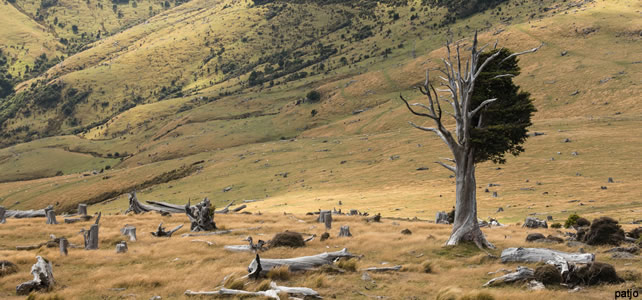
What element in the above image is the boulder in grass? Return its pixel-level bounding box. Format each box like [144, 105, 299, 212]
[526, 233, 546, 242]
[523, 217, 548, 228]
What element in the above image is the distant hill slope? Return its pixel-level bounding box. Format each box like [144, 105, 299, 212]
[0, 0, 640, 222]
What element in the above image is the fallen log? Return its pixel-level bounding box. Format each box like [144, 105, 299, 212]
[6, 205, 50, 218]
[125, 191, 160, 214]
[64, 215, 92, 224]
[121, 225, 137, 242]
[224, 237, 265, 252]
[248, 248, 357, 277]
[184, 282, 320, 299]
[16, 256, 55, 295]
[144, 200, 188, 213]
[483, 266, 534, 287]
[181, 227, 262, 237]
[151, 223, 183, 237]
[214, 201, 235, 214]
[232, 204, 247, 213]
[361, 265, 402, 272]
[501, 248, 595, 264]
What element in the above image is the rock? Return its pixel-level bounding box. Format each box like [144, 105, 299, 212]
[222, 186, 232, 192]
[496, 207, 504, 213]
[567, 241, 585, 248]
[492, 192, 498, 198]
[527, 280, 545, 290]
[608, 177, 614, 183]
[0, 260, 18, 277]
[610, 252, 635, 259]
[269, 232, 305, 248]
[568, 262, 623, 285]
[401, 229, 412, 235]
[600, 186, 607, 190]
[584, 217, 625, 246]
[116, 241, 128, 253]
[361, 272, 371, 281]
[523, 217, 548, 228]
[389, 155, 400, 161]
[534, 265, 562, 285]
[571, 151, 579, 156]
[563, 138, 571, 143]
[546, 235, 564, 243]
[561, 50, 568, 56]
[526, 233, 546, 242]
[320, 232, 330, 242]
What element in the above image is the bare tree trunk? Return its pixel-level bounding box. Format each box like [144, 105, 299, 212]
[59, 238, 68, 256]
[121, 225, 137, 241]
[446, 152, 493, 248]
[45, 207, 58, 225]
[77, 204, 87, 216]
[84, 225, 99, 250]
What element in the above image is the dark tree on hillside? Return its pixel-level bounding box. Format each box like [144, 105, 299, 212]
[400, 33, 541, 248]
[0, 50, 13, 99]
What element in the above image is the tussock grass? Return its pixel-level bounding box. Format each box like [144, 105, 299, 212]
[266, 265, 291, 281]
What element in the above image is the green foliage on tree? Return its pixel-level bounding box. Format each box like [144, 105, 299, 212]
[469, 49, 536, 164]
[0, 50, 13, 99]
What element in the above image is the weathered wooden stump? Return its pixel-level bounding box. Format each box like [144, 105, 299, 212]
[318, 210, 331, 222]
[323, 213, 332, 230]
[77, 204, 88, 216]
[16, 256, 54, 295]
[116, 241, 128, 253]
[82, 212, 101, 250]
[338, 226, 352, 237]
[121, 225, 137, 242]
[0, 206, 5, 224]
[185, 198, 216, 232]
[59, 238, 68, 256]
[435, 211, 449, 224]
[44, 206, 57, 225]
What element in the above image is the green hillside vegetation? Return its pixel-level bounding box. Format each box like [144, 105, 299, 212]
[0, 0, 640, 221]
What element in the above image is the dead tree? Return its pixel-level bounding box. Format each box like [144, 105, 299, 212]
[185, 198, 217, 231]
[5, 207, 47, 218]
[338, 226, 352, 237]
[500, 247, 594, 264]
[45, 206, 57, 225]
[59, 238, 68, 256]
[125, 191, 155, 214]
[483, 266, 534, 287]
[0, 206, 5, 224]
[16, 256, 55, 295]
[185, 282, 321, 299]
[121, 225, 137, 241]
[77, 204, 88, 216]
[400, 33, 541, 248]
[151, 222, 183, 237]
[248, 248, 357, 277]
[82, 212, 101, 250]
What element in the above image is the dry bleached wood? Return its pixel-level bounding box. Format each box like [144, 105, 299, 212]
[151, 222, 183, 237]
[224, 236, 265, 252]
[59, 238, 68, 256]
[185, 198, 217, 231]
[5, 205, 49, 218]
[361, 265, 402, 272]
[16, 256, 55, 295]
[248, 248, 357, 277]
[82, 212, 101, 250]
[318, 210, 332, 230]
[501, 247, 595, 264]
[185, 282, 320, 299]
[339, 226, 352, 237]
[483, 266, 534, 287]
[121, 225, 137, 241]
[435, 211, 449, 224]
[77, 203, 87, 216]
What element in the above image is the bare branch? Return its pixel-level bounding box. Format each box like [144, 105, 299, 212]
[500, 43, 544, 64]
[469, 98, 497, 118]
[492, 74, 515, 79]
[439, 157, 455, 162]
[473, 49, 503, 80]
[400, 95, 437, 120]
[435, 161, 456, 173]
[408, 121, 450, 148]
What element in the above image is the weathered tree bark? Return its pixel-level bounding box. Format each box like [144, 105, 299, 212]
[0, 206, 6, 224]
[83, 225, 99, 250]
[116, 241, 128, 253]
[483, 266, 534, 287]
[338, 226, 352, 237]
[121, 225, 137, 241]
[318, 210, 331, 223]
[77, 204, 88, 216]
[45, 206, 57, 225]
[185, 282, 320, 299]
[151, 222, 183, 237]
[59, 238, 68, 256]
[401, 33, 541, 249]
[16, 256, 55, 295]
[185, 198, 216, 231]
[361, 265, 402, 272]
[248, 248, 357, 277]
[144, 200, 188, 213]
[500, 248, 595, 264]
[6, 207, 47, 218]
[323, 213, 332, 230]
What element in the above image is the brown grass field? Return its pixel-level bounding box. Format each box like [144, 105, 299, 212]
[0, 212, 640, 299]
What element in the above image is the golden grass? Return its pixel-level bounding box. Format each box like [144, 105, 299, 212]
[1, 213, 639, 299]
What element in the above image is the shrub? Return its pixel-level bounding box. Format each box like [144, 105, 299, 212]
[535, 264, 562, 285]
[564, 214, 580, 228]
[306, 90, 321, 102]
[266, 265, 290, 280]
[268, 231, 305, 248]
[337, 258, 357, 272]
[550, 222, 562, 228]
[584, 216, 625, 246]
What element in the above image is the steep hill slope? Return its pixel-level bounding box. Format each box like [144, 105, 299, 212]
[0, 0, 640, 225]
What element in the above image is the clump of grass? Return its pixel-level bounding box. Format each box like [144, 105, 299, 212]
[460, 292, 495, 300]
[224, 275, 246, 290]
[336, 258, 357, 272]
[255, 279, 271, 291]
[435, 287, 462, 300]
[267, 265, 291, 281]
[422, 260, 433, 273]
[304, 274, 328, 288]
[551, 222, 562, 228]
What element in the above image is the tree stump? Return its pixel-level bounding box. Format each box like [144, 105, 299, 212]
[323, 213, 332, 230]
[349, 209, 358, 216]
[83, 225, 99, 250]
[185, 198, 216, 232]
[16, 256, 54, 295]
[435, 211, 449, 224]
[338, 226, 352, 237]
[121, 225, 137, 242]
[0, 206, 5, 224]
[45, 206, 57, 225]
[318, 210, 331, 222]
[78, 203, 88, 216]
[59, 238, 68, 256]
[116, 241, 128, 253]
